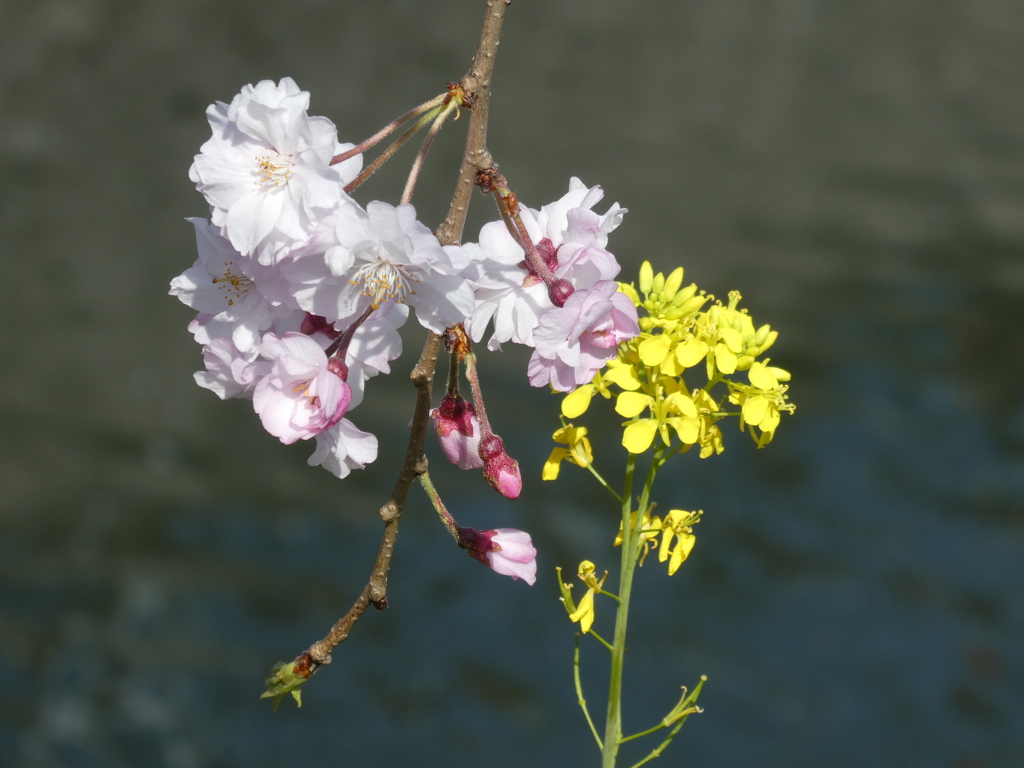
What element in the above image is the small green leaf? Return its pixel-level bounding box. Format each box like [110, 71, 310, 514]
[261, 654, 314, 711]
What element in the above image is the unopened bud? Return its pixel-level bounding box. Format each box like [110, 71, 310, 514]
[678, 295, 708, 316]
[651, 272, 665, 295]
[660, 267, 684, 300]
[432, 394, 483, 470]
[548, 279, 575, 307]
[639, 261, 654, 294]
[479, 435, 505, 461]
[672, 284, 698, 306]
[756, 330, 778, 354]
[483, 452, 523, 499]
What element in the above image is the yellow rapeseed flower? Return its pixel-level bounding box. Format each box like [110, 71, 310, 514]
[542, 424, 593, 480]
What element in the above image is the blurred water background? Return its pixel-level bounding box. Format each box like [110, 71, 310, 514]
[2, 0, 1023, 766]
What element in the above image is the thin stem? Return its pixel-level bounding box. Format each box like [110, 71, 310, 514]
[330, 93, 447, 166]
[585, 462, 622, 502]
[461, 342, 494, 437]
[574, 635, 604, 751]
[587, 630, 614, 653]
[401, 101, 458, 205]
[418, 471, 459, 541]
[446, 346, 461, 398]
[601, 453, 636, 768]
[324, 305, 375, 359]
[618, 723, 668, 745]
[626, 714, 694, 768]
[343, 106, 443, 194]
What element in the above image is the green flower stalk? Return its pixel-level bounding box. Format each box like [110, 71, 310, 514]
[551, 261, 795, 767]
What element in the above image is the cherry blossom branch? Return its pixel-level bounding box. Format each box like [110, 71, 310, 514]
[265, 0, 510, 702]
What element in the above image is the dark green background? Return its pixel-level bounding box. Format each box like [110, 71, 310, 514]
[1, 1, 1022, 766]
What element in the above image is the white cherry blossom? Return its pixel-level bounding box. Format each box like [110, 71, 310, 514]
[190, 77, 360, 257]
[308, 419, 379, 479]
[287, 200, 475, 333]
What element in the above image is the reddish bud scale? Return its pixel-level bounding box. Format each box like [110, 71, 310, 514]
[292, 651, 315, 679]
[301, 313, 341, 340]
[327, 358, 349, 381]
[479, 435, 505, 461]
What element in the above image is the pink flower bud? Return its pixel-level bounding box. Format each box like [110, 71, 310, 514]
[478, 434, 505, 461]
[458, 527, 537, 585]
[547, 278, 575, 307]
[431, 394, 484, 470]
[483, 451, 523, 500]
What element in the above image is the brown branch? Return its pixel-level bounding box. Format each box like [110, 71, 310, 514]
[297, 0, 511, 678]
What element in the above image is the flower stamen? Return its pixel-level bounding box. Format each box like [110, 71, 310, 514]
[255, 151, 293, 191]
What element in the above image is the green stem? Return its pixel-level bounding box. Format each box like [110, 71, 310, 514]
[601, 448, 665, 768]
[626, 712, 695, 768]
[601, 454, 635, 768]
[618, 722, 668, 745]
[575, 635, 604, 752]
[587, 630, 614, 653]
[585, 462, 623, 502]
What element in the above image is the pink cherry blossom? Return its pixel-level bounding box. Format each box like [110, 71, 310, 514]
[527, 280, 640, 392]
[459, 527, 537, 585]
[461, 177, 626, 351]
[252, 332, 351, 444]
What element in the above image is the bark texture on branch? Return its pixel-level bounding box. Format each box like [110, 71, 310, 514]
[300, 0, 510, 674]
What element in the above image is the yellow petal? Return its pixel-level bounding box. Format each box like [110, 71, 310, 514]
[604, 361, 641, 391]
[568, 589, 595, 633]
[666, 416, 700, 445]
[715, 343, 738, 374]
[719, 328, 744, 354]
[748, 361, 779, 390]
[622, 419, 659, 454]
[667, 533, 695, 575]
[675, 339, 708, 368]
[665, 392, 698, 418]
[562, 385, 594, 418]
[742, 394, 770, 426]
[543, 448, 567, 480]
[659, 351, 683, 378]
[638, 334, 672, 366]
[659, 528, 676, 562]
[615, 391, 653, 418]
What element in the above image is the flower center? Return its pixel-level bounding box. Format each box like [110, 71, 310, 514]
[350, 257, 418, 307]
[211, 262, 253, 307]
[254, 151, 292, 191]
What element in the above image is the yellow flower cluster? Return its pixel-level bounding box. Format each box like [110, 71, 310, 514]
[614, 508, 701, 575]
[557, 261, 794, 458]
